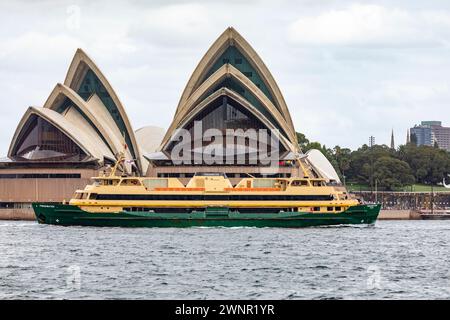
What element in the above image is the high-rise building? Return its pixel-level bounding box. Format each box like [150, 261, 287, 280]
[410, 121, 450, 151]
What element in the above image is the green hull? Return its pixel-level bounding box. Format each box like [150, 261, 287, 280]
[32, 203, 381, 228]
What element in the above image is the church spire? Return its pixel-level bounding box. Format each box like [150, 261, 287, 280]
[390, 129, 395, 149]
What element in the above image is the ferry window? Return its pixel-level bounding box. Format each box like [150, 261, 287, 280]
[335, 207, 341, 211]
[89, 193, 98, 200]
[327, 207, 334, 212]
[107, 179, 119, 186]
[73, 193, 81, 200]
[313, 207, 321, 212]
[291, 180, 308, 187]
[81, 193, 88, 200]
[121, 179, 141, 186]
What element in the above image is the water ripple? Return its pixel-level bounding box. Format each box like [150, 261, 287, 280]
[0, 220, 449, 299]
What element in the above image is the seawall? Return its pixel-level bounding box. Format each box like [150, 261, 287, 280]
[0, 209, 35, 221]
[378, 210, 421, 220]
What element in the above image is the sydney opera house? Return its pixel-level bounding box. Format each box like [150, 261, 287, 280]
[0, 27, 340, 217]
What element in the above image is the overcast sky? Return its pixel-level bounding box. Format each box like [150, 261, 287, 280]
[1, 0, 450, 154]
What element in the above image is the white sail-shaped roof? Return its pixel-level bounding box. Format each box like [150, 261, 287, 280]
[62, 49, 143, 173]
[161, 27, 299, 153]
[8, 107, 114, 163]
[8, 49, 145, 174]
[306, 149, 341, 183]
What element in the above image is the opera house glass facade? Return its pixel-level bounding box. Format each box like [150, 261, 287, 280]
[0, 27, 303, 216]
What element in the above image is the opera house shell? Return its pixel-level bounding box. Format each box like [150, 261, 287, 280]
[0, 27, 337, 218]
[145, 27, 301, 181]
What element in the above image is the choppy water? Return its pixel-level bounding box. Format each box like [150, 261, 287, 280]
[0, 220, 449, 299]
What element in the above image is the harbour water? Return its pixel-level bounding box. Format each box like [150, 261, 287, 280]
[0, 220, 449, 299]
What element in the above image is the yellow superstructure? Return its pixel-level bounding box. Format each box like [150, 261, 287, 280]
[69, 170, 358, 214]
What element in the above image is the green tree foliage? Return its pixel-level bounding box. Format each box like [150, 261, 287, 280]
[333, 146, 351, 179]
[296, 131, 450, 190]
[296, 132, 309, 150]
[397, 144, 450, 184]
[373, 157, 415, 191]
[343, 144, 395, 187]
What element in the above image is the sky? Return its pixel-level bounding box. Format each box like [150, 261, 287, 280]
[1, 0, 450, 154]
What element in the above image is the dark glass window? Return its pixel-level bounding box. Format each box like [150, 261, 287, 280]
[205, 77, 288, 138]
[164, 95, 288, 165]
[95, 194, 333, 201]
[12, 115, 88, 162]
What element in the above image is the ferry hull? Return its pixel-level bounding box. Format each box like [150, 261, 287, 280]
[32, 203, 380, 228]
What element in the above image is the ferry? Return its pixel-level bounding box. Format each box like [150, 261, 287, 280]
[32, 153, 380, 228]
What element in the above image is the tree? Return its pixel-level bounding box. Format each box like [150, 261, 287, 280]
[373, 157, 415, 190]
[296, 132, 310, 151]
[345, 144, 393, 185]
[397, 144, 450, 184]
[333, 146, 351, 182]
[295, 131, 450, 189]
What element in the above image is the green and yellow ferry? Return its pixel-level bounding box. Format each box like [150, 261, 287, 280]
[33, 152, 380, 228]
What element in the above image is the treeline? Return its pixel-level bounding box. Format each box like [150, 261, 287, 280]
[296, 132, 450, 191]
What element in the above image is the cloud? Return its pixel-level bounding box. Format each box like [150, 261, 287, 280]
[0, 32, 83, 70]
[1, 1, 450, 153]
[128, 3, 215, 47]
[288, 4, 450, 47]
